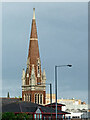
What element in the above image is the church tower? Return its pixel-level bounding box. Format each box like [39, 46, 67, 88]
[22, 8, 46, 105]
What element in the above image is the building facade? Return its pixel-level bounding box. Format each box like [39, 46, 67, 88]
[46, 94, 88, 119]
[22, 8, 46, 105]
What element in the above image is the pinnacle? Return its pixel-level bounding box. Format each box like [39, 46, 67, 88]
[33, 8, 35, 19]
[30, 8, 38, 39]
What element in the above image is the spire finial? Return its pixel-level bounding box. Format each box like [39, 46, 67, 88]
[33, 8, 35, 19]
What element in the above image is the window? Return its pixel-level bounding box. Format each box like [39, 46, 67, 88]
[35, 94, 40, 104]
[24, 94, 25, 101]
[35, 94, 37, 103]
[27, 94, 29, 101]
[38, 94, 39, 104]
[34, 114, 42, 119]
[34, 114, 36, 119]
[40, 94, 42, 104]
[49, 117, 51, 120]
[29, 94, 31, 102]
[30, 94, 31, 102]
[40, 114, 42, 119]
[25, 94, 26, 101]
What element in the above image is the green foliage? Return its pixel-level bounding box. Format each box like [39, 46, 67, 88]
[0, 112, 2, 120]
[1, 112, 33, 120]
[2, 112, 16, 120]
[16, 113, 27, 120]
[16, 113, 33, 120]
[27, 114, 33, 120]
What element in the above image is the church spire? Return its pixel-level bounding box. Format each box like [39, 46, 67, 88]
[22, 8, 46, 105]
[28, 8, 40, 77]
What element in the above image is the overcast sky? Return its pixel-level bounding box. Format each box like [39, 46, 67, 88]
[2, 2, 88, 103]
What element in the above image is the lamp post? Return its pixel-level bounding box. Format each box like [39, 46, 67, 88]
[46, 83, 52, 104]
[45, 83, 52, 119]
[50, 83, 52, 104]
[55, 64, 72, 119]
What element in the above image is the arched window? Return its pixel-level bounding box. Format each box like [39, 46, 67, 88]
[40, 94, 42, 104]
[30, 94, 31, 102]
[38, 94, 39, 104]
[24, 94, 25, 101]
[26, 94, 27, 101]
[25, 94, 27, 101]
[35, 94, 37, 103]
[29, 94, 31, 102]
[28, 94, 29, 101]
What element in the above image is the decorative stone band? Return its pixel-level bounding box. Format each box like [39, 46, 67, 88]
[30, 38, 38, 41]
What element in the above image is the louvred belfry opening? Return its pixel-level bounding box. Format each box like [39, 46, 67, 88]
[22, 8, 46, 105]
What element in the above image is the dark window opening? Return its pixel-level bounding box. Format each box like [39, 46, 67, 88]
[30, 94, 31, 102]
[40, 94, 42, 104]
[38, 94, 39, 104]
[35, 94, 37, 103]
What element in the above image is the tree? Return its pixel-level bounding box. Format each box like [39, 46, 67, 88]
[27, 114, 33, 120]
[2, 112, 33, 120]
[2, 112, 16, 120]
[0, 112, 2, 120]
[16, 113, 33, 120]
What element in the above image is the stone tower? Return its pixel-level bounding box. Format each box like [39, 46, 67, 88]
[22, 8, 46, 105]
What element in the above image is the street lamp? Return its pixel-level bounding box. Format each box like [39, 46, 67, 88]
[55, 64, 72, 119]
[46, 83, 52, 119]
[40, 82, 52, 104]
[46, 83, 52, 104]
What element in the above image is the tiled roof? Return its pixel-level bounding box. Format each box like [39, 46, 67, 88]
[46, 102, 66, 106]
[30, 19, 38, 39]
[1, 98, 20, 105]
[2, 98, 70, 114]
[28, 40, 40, 65]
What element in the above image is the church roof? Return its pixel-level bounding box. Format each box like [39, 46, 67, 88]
[1, 98, 70, 114]
[1, 98, 20, 105]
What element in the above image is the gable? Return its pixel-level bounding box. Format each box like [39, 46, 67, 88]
[35, 108, 41, 114]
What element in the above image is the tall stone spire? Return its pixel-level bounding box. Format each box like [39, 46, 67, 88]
[28, 8, 41, 82]
[22, 8, 46, 105]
